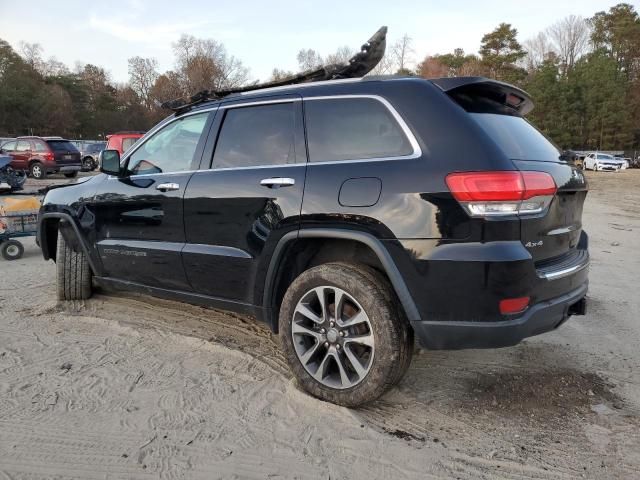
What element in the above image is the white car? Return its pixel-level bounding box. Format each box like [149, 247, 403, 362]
[584, 153, 626, 171]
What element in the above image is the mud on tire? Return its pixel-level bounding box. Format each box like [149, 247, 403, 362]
[56, 230, 92, 300]
[279, 262, 413, 407]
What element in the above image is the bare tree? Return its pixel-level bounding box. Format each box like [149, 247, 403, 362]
[172, 35, 250, 94]
[523, 32, 555, 71]
[325, 45, 355, 65]
[367, 53, 394, 76]
[296, 48, 323, 71]
[37, 57, 69, 77]
[128, 56, 159, 109]
[18, 42, 46, 74]
[547, 15, 590, 72]
[269, 68, 294, 81]
[390, 34, 415, 73]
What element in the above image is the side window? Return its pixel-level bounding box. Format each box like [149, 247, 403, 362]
[304, 97, 414, 162]
[212, 102, 296, 169]
[33, 141, 48, 152]
[16, 140, 31, 152]
[2, 141, 16, 151]
[127, 112, 209, 175]
[122, 137, 138, 153]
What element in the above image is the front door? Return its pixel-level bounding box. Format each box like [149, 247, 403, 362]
[183, 97, 307, 305]
[91, 109, 214, 291]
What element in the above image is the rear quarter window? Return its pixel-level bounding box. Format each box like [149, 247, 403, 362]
[471, 113, 560, 162]
[304, 97, 414, 162]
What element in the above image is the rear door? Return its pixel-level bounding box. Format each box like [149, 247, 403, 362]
[183, 96, 307, 305]
[470, 113, 588, 263]
[91, 110, 213, 290]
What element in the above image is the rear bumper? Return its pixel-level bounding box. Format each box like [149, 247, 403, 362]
[54, 165, 81, 173]
[411, 282, 588, 350]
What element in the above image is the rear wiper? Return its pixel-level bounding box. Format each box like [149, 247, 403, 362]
[162, 26, 388, 115]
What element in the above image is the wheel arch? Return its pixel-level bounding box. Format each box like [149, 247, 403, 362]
[262, 229, 421, 333]
[38, 212, 99, 274]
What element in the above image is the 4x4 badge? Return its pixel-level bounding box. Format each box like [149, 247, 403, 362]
[525, 240, 544, 248]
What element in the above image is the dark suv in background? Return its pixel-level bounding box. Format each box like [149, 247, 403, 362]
[37, 76, 589, 406]
[0, 136, 81, 179]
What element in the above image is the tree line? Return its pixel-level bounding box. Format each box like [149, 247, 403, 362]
[0, 3, 638, 151]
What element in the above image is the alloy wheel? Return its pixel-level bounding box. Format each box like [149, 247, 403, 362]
[291, 285, 375, 389]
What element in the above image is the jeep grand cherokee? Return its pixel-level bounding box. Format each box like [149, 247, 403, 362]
[37, 75, 589, 407]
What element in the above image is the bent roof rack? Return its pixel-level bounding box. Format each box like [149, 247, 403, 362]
[162, 26, 388, 115]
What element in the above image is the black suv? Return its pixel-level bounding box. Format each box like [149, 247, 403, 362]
[37, 76, 589, 406]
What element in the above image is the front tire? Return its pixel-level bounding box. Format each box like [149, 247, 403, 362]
[29, 161, 46, 179]
[56, 230, 92, 300]
[279, 263, 413, 407]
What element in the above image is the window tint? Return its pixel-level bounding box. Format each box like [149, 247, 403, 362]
[46, 140, 78, 152]
[16, 140, 31, 151]
[122, 137, 139, 153]
[128, 112, 208, 175]
[213, 103, 296, 169]
[305, 98, 413, 162]
[33, 141, 48, 152]
[470, 114, 560, 161]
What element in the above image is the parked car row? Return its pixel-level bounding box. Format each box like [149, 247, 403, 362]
[0, 132, 144, 180]
[583, 152, 629, 171]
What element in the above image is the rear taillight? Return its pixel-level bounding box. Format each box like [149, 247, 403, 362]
[445, 171, 556, 217]
[44, 152, 54, 161]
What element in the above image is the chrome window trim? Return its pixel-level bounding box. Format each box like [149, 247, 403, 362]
[110, 94, 423, 179]
[303, 94, 422, 162]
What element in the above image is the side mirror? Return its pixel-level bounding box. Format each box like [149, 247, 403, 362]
[100, 149, 121, 175]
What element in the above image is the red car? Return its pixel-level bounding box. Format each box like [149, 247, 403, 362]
[105, 131, 145, 156]
[0, 136, 81, 179]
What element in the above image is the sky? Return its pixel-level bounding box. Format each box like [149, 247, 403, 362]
[0, 0, 631, 83]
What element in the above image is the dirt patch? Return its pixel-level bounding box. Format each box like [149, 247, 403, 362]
[462, 370, 620, 416]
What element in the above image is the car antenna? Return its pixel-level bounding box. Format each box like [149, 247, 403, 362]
[162, 26, 388, 115]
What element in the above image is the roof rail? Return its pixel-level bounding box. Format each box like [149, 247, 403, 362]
[162, 26, 388, 115]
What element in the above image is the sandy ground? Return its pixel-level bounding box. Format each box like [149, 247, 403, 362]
[1, 170, 639, 479]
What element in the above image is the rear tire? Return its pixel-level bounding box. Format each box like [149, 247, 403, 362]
[1, 240, 24, 260]
[64, 171, 78, 178]
[30, 161, 46, 179]
[279, 262, 413, 407]
[82, 157, 95, 171]
[56, 230, 92, 300]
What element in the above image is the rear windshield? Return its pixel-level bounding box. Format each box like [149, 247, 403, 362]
[46, 140, 78, 152]
[471, 113, 560, 162]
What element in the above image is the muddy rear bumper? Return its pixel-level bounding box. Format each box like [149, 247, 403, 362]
[411, 282, 588, 350]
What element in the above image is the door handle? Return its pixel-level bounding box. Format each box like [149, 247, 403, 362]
[260, 177, 295, 188]
[156, 182, 180, 192]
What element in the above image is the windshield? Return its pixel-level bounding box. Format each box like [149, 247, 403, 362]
[87, 143, 106, 152]
[470, 113, 560, 162]
[597, 154, 614, 160]
[46, 140, 78, 152]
